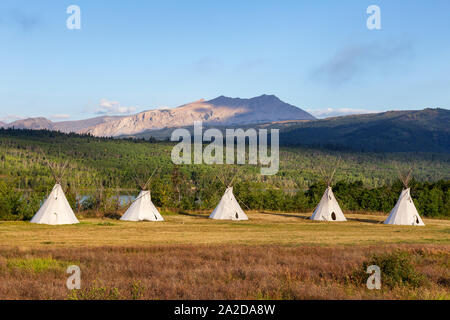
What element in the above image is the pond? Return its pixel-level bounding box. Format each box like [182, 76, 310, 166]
[77, 195, 136, 206]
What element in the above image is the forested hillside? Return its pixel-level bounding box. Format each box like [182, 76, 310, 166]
[0, 129, 448, 220]
[280, 108, 450, 152]
[122, 108, 450, 153]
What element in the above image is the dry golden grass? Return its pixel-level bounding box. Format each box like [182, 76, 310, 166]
[0, 212, 448, 248]
[0, 212, 448, 299]
[0, 244, 448, 300]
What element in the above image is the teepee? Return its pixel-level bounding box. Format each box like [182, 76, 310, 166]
[31, 159, 79, 225]
[209, 170, 248, 221]
[120, 168, 164, 222]
[384, 169, 424, 226]
[310, 161, 347, 221]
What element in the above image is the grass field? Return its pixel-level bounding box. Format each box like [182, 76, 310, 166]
[0, 212, 449, 247]
[0, 212, 449, 299]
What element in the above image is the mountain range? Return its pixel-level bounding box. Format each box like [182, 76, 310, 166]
[1, 95, 448, 153]
[122, 108, 450, 153]
[279, 108, 450, 152]
[1, 95, 315, 137]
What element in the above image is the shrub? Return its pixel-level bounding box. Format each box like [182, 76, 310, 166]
[351, 251, 425, 289]
[0, 181, 22, 220]
[67, 281, 122, 300]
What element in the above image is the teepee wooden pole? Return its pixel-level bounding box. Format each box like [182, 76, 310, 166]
[143, 167, 159, 190]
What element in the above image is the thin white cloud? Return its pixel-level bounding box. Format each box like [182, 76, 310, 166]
[0, 115, 25, 123]
[193, 57, 222, 75]
[96, 98, 137, 115]
[51, 114, 71, 120]
[11, 10, 40, 32]
[312, 39, 413, 85]
[307, 108, 380, 119]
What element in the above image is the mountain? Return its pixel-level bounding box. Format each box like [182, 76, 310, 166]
[5, 116, 124, 133]
[6, 117, 53, 130]
[207, 95, 315, 123]
[123, 108, 450, 153]
[81, 95, 315, 137]
[122, 120, 311, 140]
[3, 95, 314, 137]
[0, 121, 5, 128]
[4, 97, 448, 153]
[52, 116, 125, 132]
[279, 108, 450, 152]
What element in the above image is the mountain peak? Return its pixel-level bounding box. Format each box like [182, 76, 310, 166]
[4, 95, 316, 137]
[7, 117, 53, 130]
[208, 94, 281, 105]
[205, 94, 315, 120]
[258, 93, 278, 98]
[255, 94, 281, 102]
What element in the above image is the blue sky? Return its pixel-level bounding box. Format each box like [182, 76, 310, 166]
[0, 0, 449, 122]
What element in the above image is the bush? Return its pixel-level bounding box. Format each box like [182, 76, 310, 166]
[352, 251, 425, 289]
[81, 195, 96, 211]
[18, 191, 42, 221]
[0, 181, 22, 220]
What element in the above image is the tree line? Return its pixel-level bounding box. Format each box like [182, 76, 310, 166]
[0, 129, 448, 220]
[0, 178, 448, 221]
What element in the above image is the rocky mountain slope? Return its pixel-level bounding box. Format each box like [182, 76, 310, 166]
[2, 95, 314, 137]
[80, 95, 315, 137]
[124, 108, 450, 153]
[4, 116, 124, 133]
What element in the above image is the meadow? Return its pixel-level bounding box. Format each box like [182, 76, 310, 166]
[1, 212, 449, 247]
[0, 212, 449, 300]
[1, 129, 449, 220]
[0, 130, 449, 300]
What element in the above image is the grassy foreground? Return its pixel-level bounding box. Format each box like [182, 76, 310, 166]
[0, 212, 449, 247]
[0, 212, 449, 300]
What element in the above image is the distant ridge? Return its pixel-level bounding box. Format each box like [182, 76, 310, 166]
[2, 108, 448, 153]
[120, 108, 450, 153]
[2, 95, 315, 137]
[82, 94, 316, 137]
[5, 115, 125, 133]
[3, 98, 448, 153]
[279, 108, 450, 152]
[6, 117, 52, 130]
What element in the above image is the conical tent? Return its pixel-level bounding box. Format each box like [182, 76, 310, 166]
[30, 184, 79, 225]
[310, 158, 346, 221]
[121, 167, 163, 222]
[310, 186, 347, 221]
[384, 188, 424, 226]
[209, 187, 248, 221]
[120, 190, 164, 222]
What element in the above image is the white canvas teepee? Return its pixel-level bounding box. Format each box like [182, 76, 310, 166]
[310, 160, 346, 221]
[310, 186, 347, 221]
[385, 168, 425, 226]
[121, 168, 163, 222]
[31, 184, 79, 225]
[384, 188, 424, 226]
[120, 190, 164, 222]
[209, 187, 248, 221]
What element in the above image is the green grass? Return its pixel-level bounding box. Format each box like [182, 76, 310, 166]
[96, 222, 116, 226]
[0, 212, 449, 248]
[6, 257, 72, 273]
